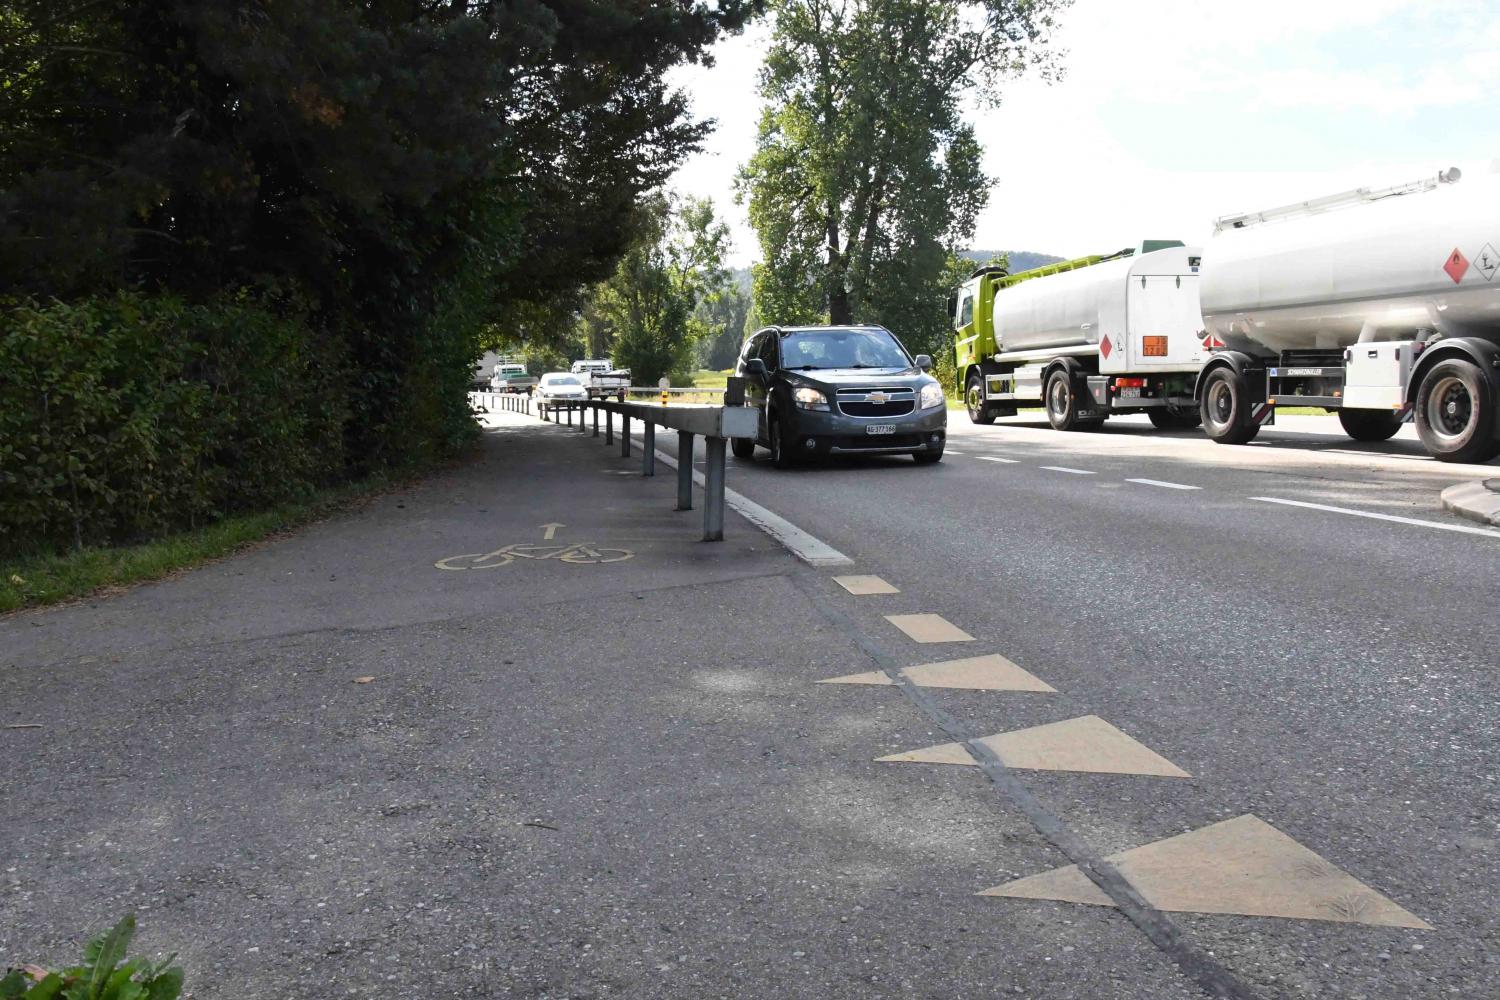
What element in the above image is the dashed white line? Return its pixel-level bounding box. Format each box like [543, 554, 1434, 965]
[977, 456, 1019, 464]
[944, 449, 965, 455]
[1251, 496, 1500, 539]
[1039, 466, 1095, 475]
[1126, 478, 1202, 491]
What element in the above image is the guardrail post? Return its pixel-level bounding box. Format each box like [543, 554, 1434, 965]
[676, 432, 694, 511]
[703, 437, 726, 541]
[605, 408, 613, 445]
[592, 405, 599, 437]
[643, 421, 655, 476]
[621, 412, 631, 458]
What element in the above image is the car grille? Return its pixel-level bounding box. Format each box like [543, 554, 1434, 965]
[836, 387, 916, 417]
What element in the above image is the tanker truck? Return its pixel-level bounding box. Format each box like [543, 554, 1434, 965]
[1195, 168, 1500, 463]
[952, 168, 1500, 463]
[952, 241, 1210, 430]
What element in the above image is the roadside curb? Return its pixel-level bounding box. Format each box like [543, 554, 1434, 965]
[1439, 480, 1500, 528]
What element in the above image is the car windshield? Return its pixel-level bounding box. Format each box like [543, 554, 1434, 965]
[779, 329, 910, 370]
[544, 375, 581, 386]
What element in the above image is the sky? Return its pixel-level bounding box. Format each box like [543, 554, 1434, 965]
[666, 0, 1500, 267]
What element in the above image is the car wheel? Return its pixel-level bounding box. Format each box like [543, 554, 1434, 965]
[769, 413, 797, 469]
[913, 447, 943, 465]
[731, 436, 755, 459]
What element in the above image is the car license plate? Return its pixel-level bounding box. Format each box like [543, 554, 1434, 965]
[1119, 387, 1141, 399]
[866, 424, 896, 435]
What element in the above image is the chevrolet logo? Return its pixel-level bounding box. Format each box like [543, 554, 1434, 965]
[867, 391, 889, 404]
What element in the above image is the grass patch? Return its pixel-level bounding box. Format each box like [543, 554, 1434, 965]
[688, 369, 732, 389]
[0, 478, 392, 614]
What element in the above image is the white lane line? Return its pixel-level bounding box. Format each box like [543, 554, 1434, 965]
[944, 449, 965, 455]
[1251, 496, 1500, 539]
[648, 444, 855, 566]
[1126, 478, 1202, 491]
[1039, 466, 1095, 475]
[977, 456, 1019, 464]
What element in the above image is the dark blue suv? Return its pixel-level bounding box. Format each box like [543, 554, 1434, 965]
[733, 325, 947, 467]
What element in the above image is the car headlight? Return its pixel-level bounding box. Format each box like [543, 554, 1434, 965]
[792, 386, 830, 411]
[919, 382, 945, 409]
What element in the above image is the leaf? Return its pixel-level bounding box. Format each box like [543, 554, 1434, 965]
[83, 916, 134, 999]
[353, 676, 375, 684]
[142, 969, 182, 1000]
[20, 973, 63, 1000]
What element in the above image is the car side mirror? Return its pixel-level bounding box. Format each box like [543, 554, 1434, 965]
[745, 358, 769, 379]
[913, 354, 933, 371]
[945, 295, 957, 319]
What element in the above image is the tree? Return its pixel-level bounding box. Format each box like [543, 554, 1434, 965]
[695, 278, 753, 370]
[739, 0, 1066, 357]
[0, 0, 754, 468]
[592, 194, 731, 385]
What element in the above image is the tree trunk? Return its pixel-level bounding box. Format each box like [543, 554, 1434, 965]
[826, 215, 851, 324]
[828, 283, 852, 325]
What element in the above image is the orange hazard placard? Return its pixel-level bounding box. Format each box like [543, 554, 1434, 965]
[1142, 335, 1168, 357]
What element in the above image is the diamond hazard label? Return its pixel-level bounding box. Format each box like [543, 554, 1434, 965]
[1476, 243, 1499, 282]
[1444, 248, 1469, 283]
[1099, 335, 1112, 359]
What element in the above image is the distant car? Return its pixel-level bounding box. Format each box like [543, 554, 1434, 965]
[534, 372, 589, 411]
[733, 325, 947, 466]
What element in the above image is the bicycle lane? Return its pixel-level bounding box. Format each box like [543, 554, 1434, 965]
[2, 405, 1208, 999]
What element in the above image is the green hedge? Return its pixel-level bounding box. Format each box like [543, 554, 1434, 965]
[0, 292, 351, 557]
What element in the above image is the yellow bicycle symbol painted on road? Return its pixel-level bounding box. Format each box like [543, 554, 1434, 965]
[434, 542, 635, 571]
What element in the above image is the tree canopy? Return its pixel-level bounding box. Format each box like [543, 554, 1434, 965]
[738, 0, 1066, 356]
[1, 0, 753, 468]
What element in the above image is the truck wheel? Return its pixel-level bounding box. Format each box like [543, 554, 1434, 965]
[1199, 367, 1260, 445]
[731, 436, 756, 459]
[1148, 407, 1202, 430]
[1044, 369, 1101, 431]
[965, 374, 995, 425]
[769, 414, 797, 469]
[1414, 358, 1500, 463]
[1337, 408, 1403, 442]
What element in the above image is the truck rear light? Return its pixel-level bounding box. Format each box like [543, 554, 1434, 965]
[1114, 377, 1146, 389]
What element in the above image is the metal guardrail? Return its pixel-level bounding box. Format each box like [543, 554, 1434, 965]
[535, 381, 753, 541]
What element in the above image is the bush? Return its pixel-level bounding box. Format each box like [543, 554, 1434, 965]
[0, 291, 350, 557]
[0, 914, 183, 999]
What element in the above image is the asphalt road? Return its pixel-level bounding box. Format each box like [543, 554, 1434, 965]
[649, 408, 1500, 998]
[2, 402, 1496, 1000]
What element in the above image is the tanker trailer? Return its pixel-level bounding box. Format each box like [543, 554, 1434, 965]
[952, 242, 1209, 430]
[1196, 168, 1500, 463]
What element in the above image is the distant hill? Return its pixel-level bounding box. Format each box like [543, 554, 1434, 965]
[961, 250, 1066, 275]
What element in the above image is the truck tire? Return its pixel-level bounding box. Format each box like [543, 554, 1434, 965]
[1199, 366, 1261, 445]
[731, 436, 756, 459]
[1337, 408, 1403, 442]
[1148, 407, 1202, 430]
[1044, 368, 1102, 431]
[1414, 358, 1500, 463]
[965, 374, 996, 425]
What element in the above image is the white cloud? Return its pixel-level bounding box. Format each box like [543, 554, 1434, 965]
[670, 1, 1500, 266]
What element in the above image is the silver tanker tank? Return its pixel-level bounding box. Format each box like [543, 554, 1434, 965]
[1199, 170, 1500, 355]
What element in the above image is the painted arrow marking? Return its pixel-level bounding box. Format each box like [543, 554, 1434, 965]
[540, 522, 565, 540]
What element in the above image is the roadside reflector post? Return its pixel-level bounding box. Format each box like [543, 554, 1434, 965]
[703, 436, 726, 541]
[677, 432, 694, 511]
[621, 411, 631, 458]
[643, 421, 655, 476]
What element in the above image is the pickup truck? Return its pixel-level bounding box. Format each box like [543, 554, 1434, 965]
[571, 359, 632, 398]
[490, 363, 539, 394]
